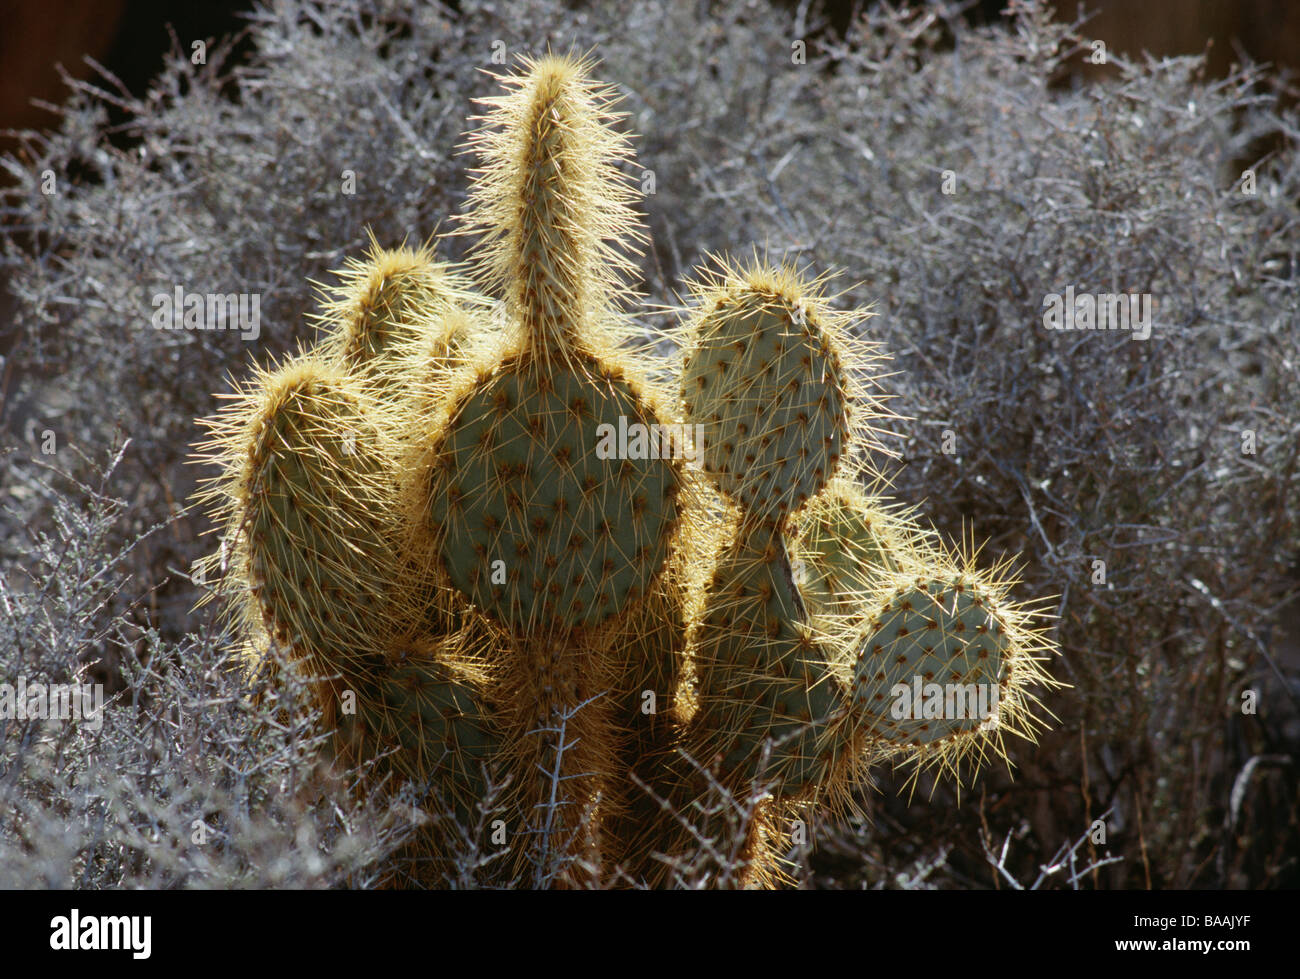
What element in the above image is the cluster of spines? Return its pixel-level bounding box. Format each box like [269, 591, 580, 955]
[456, 52, 647, 354]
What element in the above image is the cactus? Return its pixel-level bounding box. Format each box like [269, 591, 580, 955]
[315, 235, 485, 378]
[195, 357, 418, 672]
[788, 477, 933, 628]
[193, 53, 1061, 888]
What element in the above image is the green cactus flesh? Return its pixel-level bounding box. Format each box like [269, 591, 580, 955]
[460, 55, 644, 353]
[693, 528, 848, 794]
[337, 651, 500, 823]
[851, 574, 1010, 748]
[427, 355, 679, 636]
[683, 280, 849, 520]
[242, 363, 406, 669]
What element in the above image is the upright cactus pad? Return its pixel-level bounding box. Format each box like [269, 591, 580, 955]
[682, 261, 879, 520]
[196, 357, 415, 673]
[423, 356, 679, 635]
[789, 478, 934, 628]
[415, 54, 681, 638]
[311, 237, 479, 384]
[693, 524, 849, 792]
[457, 54, 646, 348]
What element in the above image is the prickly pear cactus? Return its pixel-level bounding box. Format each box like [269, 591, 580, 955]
[789, 478, 928, 627]
[193, 53, 1061, 889]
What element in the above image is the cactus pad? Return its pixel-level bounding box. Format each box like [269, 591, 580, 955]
[789, 479, 937, 630]
[851, 573, 1010, 747]
[424, 355, 680, 635]
[317, 238, 480, 375]
[228, 360, 412, 669]
[693, 527, 849, 794]
[683, 268, 850, 520]
[337, 645, 501, 822]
